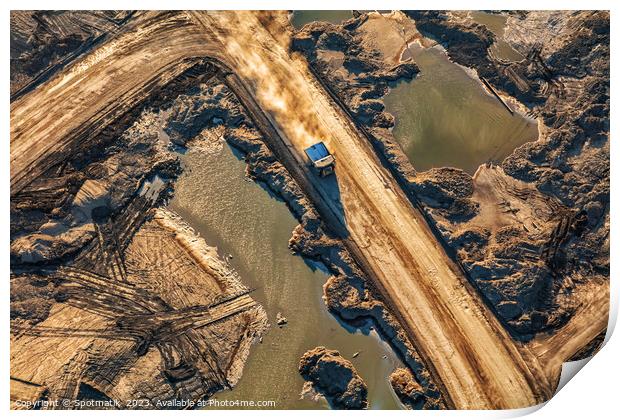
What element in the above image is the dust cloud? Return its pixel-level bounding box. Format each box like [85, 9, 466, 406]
[204, 11, 330, 149]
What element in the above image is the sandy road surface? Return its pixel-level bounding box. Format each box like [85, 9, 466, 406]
[530, 281, 610, 381]
[189, 11, 554, 409]
[10, 11, 220, 194]
[10, 10, 602, 409]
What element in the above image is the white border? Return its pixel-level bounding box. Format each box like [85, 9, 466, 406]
[3, 2, 617, 419]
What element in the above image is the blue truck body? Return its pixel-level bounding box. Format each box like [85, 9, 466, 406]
[304, 142, 335, 177]
[304, 142, 330, 162]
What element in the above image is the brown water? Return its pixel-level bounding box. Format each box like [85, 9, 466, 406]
[384, 42, 538, 174]
[469, 11, 524, 62]
[168, 141, 403, 409]
[291, 10, 353, 29]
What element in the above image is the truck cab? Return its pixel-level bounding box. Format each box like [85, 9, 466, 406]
[304, 142, 335, 177]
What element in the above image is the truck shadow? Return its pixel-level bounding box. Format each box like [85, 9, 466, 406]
[305, 169, 349, 239]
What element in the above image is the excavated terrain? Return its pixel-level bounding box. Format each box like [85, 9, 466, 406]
[403, 11, 609, 339]
[389, 368, 426, 410]
[299, 346, 368, 409]
[10, 11, 437, 409]
[10, 10, 609, 410]
[11, 207, 267, 409]
[10, 19, 267, 407]
[10, 11, 135, 98]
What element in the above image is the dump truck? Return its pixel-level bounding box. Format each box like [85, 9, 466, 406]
[304, 142, 335, 177]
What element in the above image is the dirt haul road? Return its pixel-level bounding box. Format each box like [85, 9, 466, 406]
[10, 10, 572, 409]
[530, 281, 609, 381]
[9, 11, 223, 194]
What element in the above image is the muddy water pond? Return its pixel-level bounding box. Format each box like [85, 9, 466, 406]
[384, 42, 538, 174]
[469, 11, 525, 62]
[168, 141, 403, 409]
[291, 10, 353, 29]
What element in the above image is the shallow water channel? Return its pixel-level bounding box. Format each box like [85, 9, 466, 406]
[168, 142, 403, 409]
[384, 42, 538, 174]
